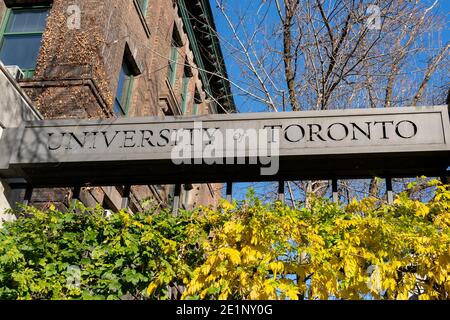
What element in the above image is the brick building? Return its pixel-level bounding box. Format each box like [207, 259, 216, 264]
[0, 0, 235, 212]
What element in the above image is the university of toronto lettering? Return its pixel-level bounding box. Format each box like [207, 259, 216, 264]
[46, 120, 418, 151]
[43, 119, 419, 176]
[1, 106, 448, 186]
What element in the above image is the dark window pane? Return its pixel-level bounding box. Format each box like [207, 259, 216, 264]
[116, 62, 132, 105]
[6, 9, 49, 33]
[0, 34, 43, 69]
[121, 79, 131, 106]
[168, 46, 178, 85]
[116, 67, 127, 102]
[114, 60, 133, 116]
[122, 59, 131, 75]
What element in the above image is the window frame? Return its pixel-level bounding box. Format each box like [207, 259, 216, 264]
[193, 103, 199, 116]
[168, 26, 182, 88]
[193, 91, 201, 115]
[0, 5, 50, 78]
[132, 0, 150, 37]
[180, 75, 190, 115]
[168, 45, 179, 87]
[114, 58, 135, 117]
[135, 0, 149, 16]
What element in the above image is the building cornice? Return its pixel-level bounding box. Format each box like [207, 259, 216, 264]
[177, 0, 236, 114]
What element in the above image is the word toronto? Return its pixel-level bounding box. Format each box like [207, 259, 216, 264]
[46, 119, 418, 175]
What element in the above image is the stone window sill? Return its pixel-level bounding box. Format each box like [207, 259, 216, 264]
[160, 78, 182, 116]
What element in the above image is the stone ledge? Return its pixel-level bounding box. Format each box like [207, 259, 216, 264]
[19, 78, 113, 118]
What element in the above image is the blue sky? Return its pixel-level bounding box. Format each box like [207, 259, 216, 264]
[209, 0, 449, 200]
[211, 0, 450, 114]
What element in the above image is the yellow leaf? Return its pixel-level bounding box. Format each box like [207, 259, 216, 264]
[382, 278, 396, 292]
[343, 257, 357, 276]
[220, 248, 241, 265]
[221, 201, 234, 211]
[396, 291, 409, 300]
[285, 286, 300, 300]
[218, 289, 229, 300]
[416, 205, 430, 218]
[147, 281, 158, 296]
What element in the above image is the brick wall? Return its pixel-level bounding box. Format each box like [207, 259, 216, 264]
[0, 0, 223, 210]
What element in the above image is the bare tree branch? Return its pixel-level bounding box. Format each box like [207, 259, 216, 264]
[412, 43, 450, 106]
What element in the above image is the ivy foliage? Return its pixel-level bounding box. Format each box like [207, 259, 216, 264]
[0, 204, 199, 300]
[0, 181, 449, 300]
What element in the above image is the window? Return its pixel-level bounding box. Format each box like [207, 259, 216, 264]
[168, 27, 182, 87]
[114, 57, 135, 117]
[193, 91, 201, 115]
[0, 7, 50, 78]
[181, 66, 192, 115]
[135, 0, 149, 16]
[168, 44, 179, 87]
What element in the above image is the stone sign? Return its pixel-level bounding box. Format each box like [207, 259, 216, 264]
[0, 106, 449, 186]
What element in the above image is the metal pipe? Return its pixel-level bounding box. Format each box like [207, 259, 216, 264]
[23, 186, 33, 206]
[72, 186, 81, 205]
[172, 184, 182, 215]
[121, 185, 131, 209]
[386, 177, 394, 204]
[332, 179, 339, 203]
[278, 180, 285, 203]
[226, 182, 233, 203]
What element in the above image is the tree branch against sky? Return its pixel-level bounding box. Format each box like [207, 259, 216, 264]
[209, 0, 449, 202]
[211, 0, 449, 113]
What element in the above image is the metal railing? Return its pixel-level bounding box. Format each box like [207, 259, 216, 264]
[9, 174, 450, 215]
